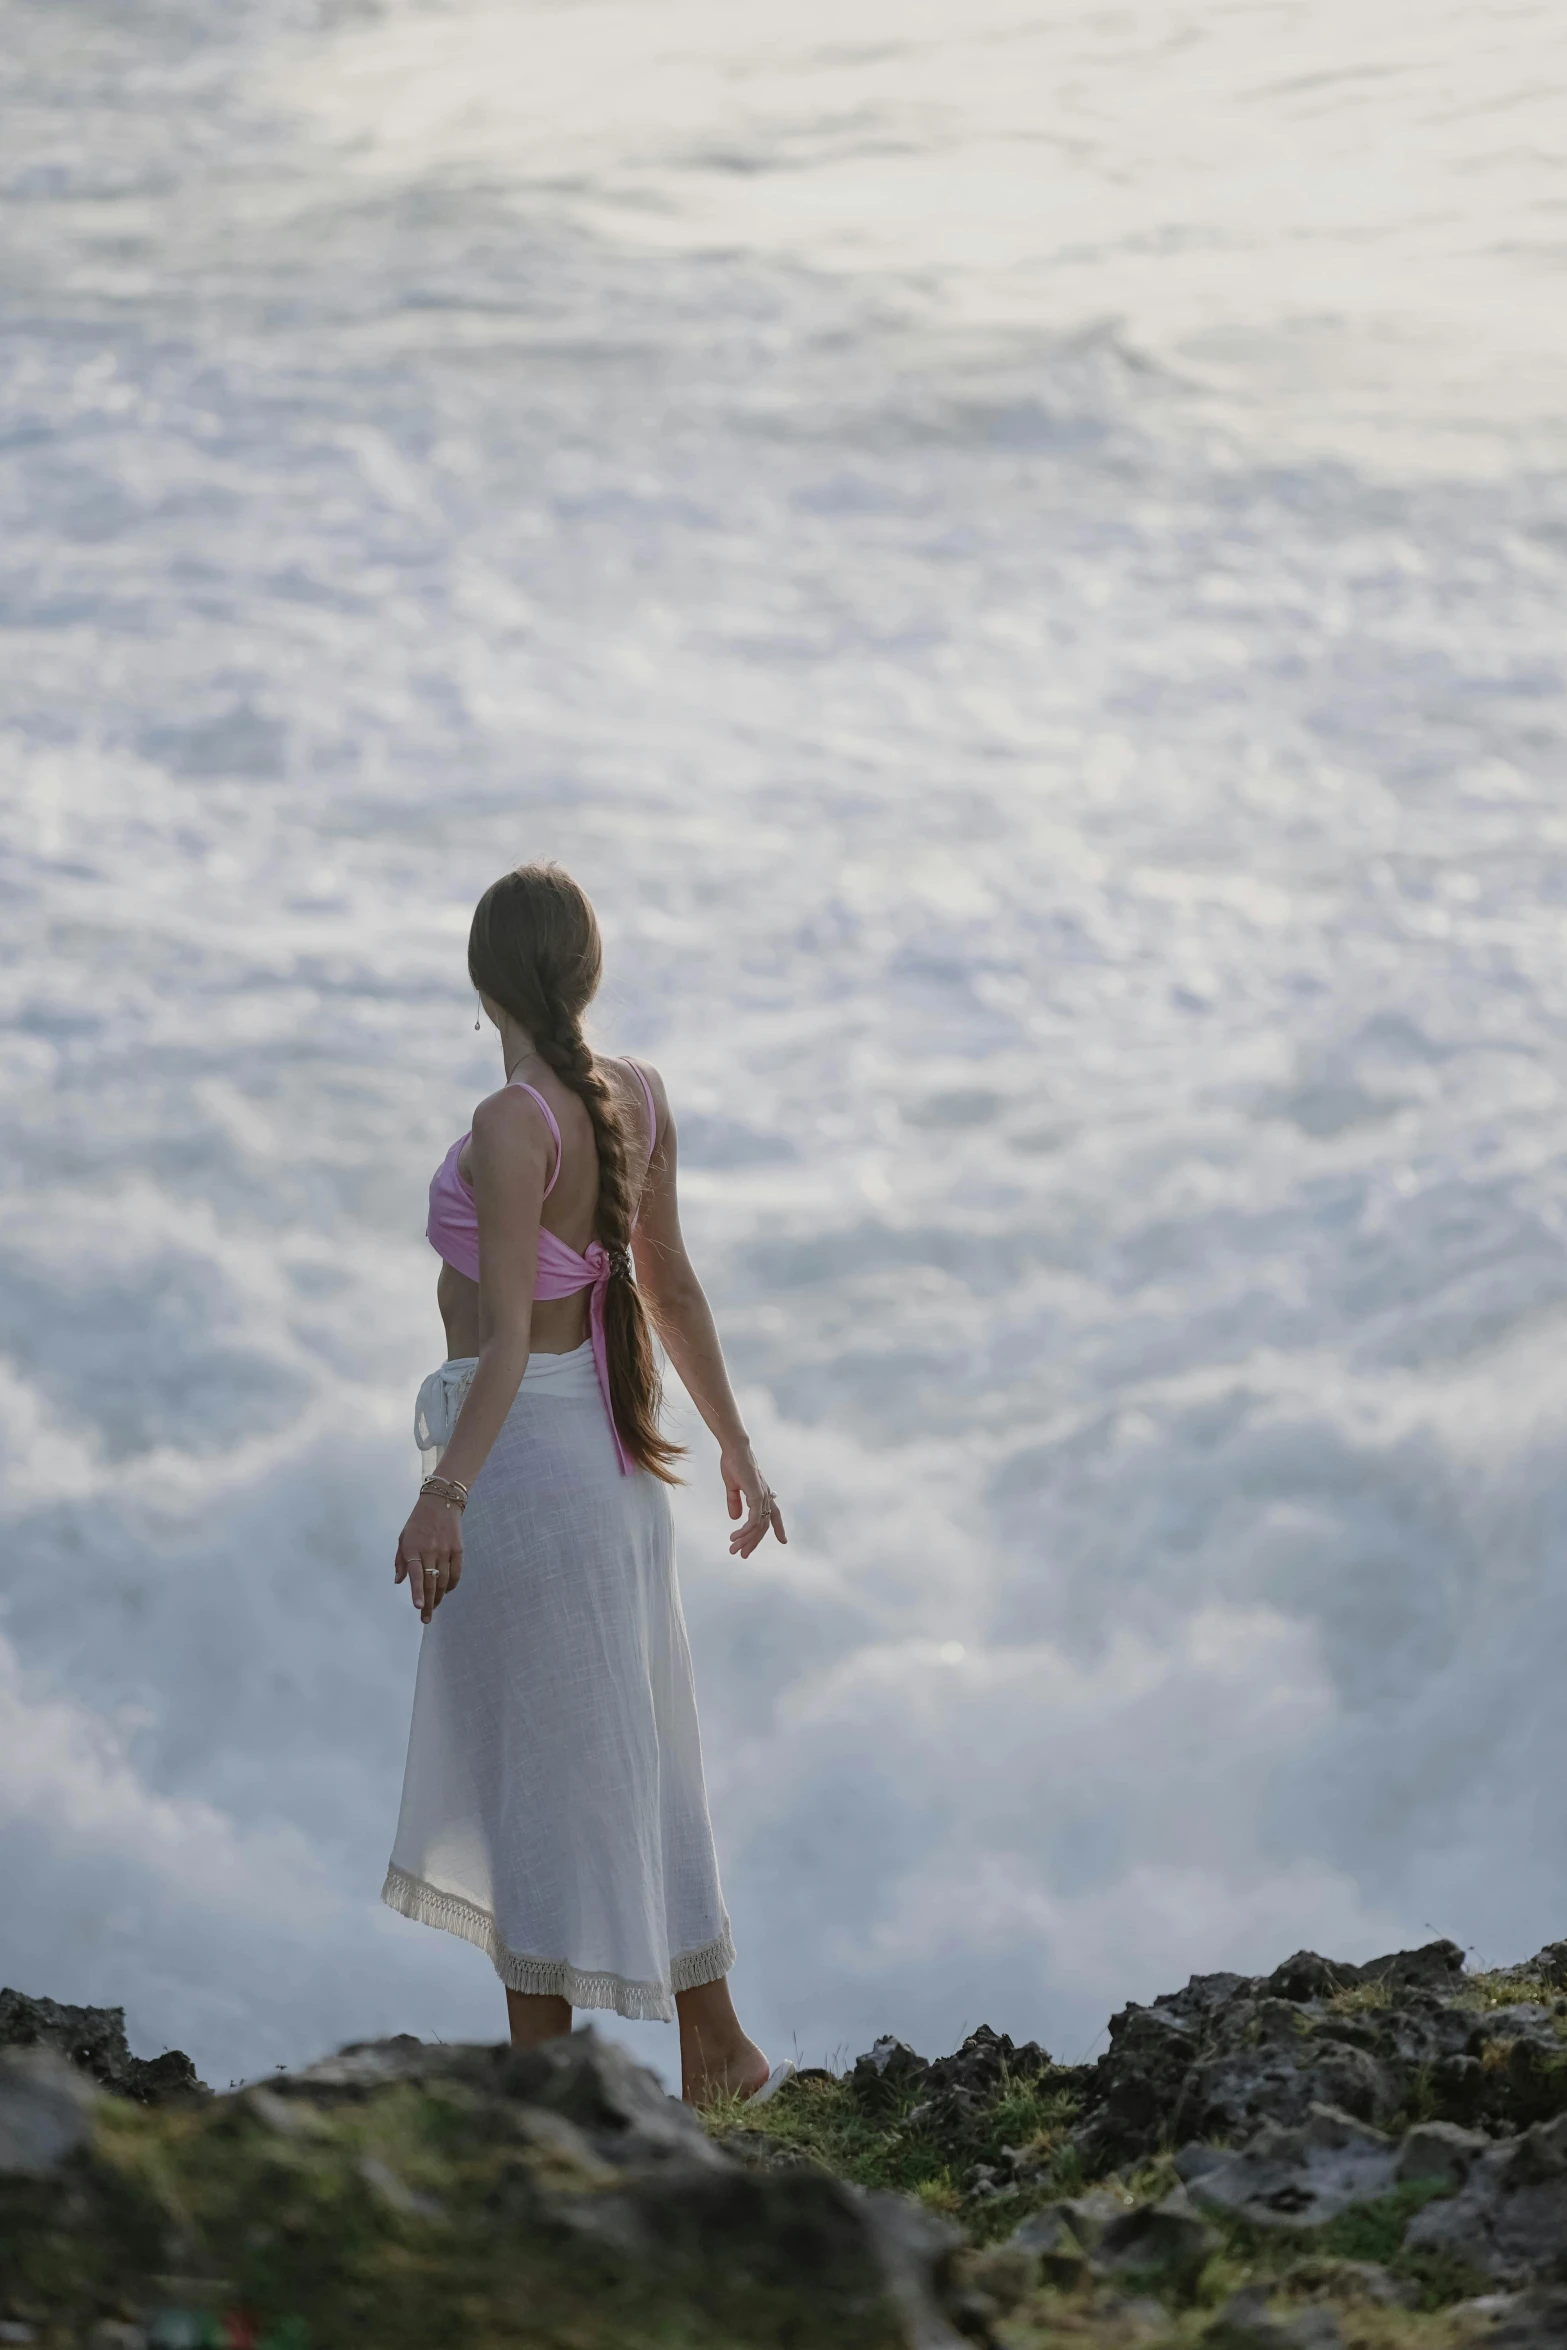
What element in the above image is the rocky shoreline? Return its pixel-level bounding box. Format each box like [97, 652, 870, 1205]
[4, 1937, 1567, 2347]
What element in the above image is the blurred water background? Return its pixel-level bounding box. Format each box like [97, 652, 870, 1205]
[2, 0, 1566, 2088]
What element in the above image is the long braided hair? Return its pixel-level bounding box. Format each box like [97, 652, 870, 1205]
[467, 862, 684, 1484]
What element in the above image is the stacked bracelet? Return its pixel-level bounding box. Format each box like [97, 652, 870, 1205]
[420, 1474, 469, 1511]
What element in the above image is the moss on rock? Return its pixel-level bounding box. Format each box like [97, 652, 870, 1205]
[10, 1938, 1567, 2350]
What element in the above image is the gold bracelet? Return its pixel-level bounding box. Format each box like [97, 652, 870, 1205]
[419, 1474, 468, 1511]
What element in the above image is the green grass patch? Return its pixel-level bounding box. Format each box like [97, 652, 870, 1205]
[1185, 2176, 1491, 2315]
[1457, 1971, 1562, 2012]
[1316, 2180, 1449, 2264]
[702, 2063, 1087, 2240]
[1392, 2243, 1498, 2311]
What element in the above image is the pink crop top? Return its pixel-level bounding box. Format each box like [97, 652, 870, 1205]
[426, 1061, 658, 1474]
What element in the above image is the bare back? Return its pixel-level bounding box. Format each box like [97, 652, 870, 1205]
[436, 1055, 655, 1359]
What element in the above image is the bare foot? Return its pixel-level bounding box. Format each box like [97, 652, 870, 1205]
[675, 1975, 772, 2105]
[732, 2041, 774, 2102]
[681, 2030, 770, 2105]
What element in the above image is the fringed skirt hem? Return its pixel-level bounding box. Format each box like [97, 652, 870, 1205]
[381, 1864, 736, 2023]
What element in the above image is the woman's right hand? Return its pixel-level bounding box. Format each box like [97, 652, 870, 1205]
[395, 1496, 464, 1623]
[720, 1442, 787, 1560]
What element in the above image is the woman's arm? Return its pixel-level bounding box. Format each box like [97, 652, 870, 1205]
[629, 1062, 786, 1561]
[394, 1087, 550, 1621]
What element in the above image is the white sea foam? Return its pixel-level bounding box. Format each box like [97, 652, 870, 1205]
[1, 0, 1565, 2087]
[276, 0, 1567, 477]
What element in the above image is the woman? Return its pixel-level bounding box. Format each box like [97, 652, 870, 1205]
[382, 862, 789, 2105]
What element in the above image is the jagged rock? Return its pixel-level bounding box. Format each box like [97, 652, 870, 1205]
[358, 2149, 444, 2219]
[1363, 1990, 1478, 2071]
[1467, 2009, 1567, 2130]
[1205, 2284, 1344, 2350]
[18, 1934, 1567, 2340]
[1482, 2289, 1567, 2349]
[950, 2243, 1034, 2319]
[0, 1990, 205, 2106]
[1280, 2257, 1417, 2308]
[1091, 1984, 1400, 2165]
[511, 2102, 621, 2187]
[1357, 1939, 1468, 1995]
[1267, 1955, 1349, 2005]
[1084, 2002, 1203, 2161]
[1477, 2006, 1560, 2043]
[1008, 2191, 1126, 2286]
[1190, 2104, 1399, 2232]
[267, 2031, 430, 2097]
[1158, 1972, 1257, 2027]
[862, 2196, 967, 2350]
[276, 2025, 725, 2172]
[1022, 2189, 1127, 2251]
[853, 2036, 929, 2110]
[1110, 2293, 1177, 2334]
[240, 2084, 330, 2140]
[555, 2151, 965, 2346]
[2, 2024, 970, 2348]
[714, 2124, 831, 2176]
[525, 2140, 969, 2350]
[852, 2022, 1053, 2154]
[1076, 1938, 1567, 2166]
[1493, 1948, 1567, 1998]
[1172, 2018, 1396, 2144]
[1095, 2188, 1218, 2286]
[503, 2025, 731, 2171]
[1283, 2316, 1346, 2350]
[920, 2024, 1051, 2099]
[856, 2035, 925, 2080]
[0, 2047, 99, 2175]
[1395, 2118, 1492, 2190]
[1404, 2111, 1567, 2287]
[1174, 2140, 1233, 2184]
[848, 2022, 1073, 2199]
[1266, 1943, 1465, 2016]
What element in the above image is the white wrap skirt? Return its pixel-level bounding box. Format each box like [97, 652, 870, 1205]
[382, 1341, 735, 2020]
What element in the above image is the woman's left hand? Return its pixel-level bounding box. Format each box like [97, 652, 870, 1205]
[721, 1442, 787, 1560]
[395, 1497, 464, 1623]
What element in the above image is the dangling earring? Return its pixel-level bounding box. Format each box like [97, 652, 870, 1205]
[474, 996, 482, 1032]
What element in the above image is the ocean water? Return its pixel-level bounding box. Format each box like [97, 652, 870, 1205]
[2, 0, 1566, 2087]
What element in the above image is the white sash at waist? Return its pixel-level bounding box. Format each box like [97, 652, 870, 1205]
[414, 1342, 600, 1471]
[414, 1357, 477, 1467]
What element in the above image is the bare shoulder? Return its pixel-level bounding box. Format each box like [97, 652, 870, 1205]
[469, 1081, 556, 1163]
[617, 1053, 669, 1105]
[606, 1057, 676, 1156]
